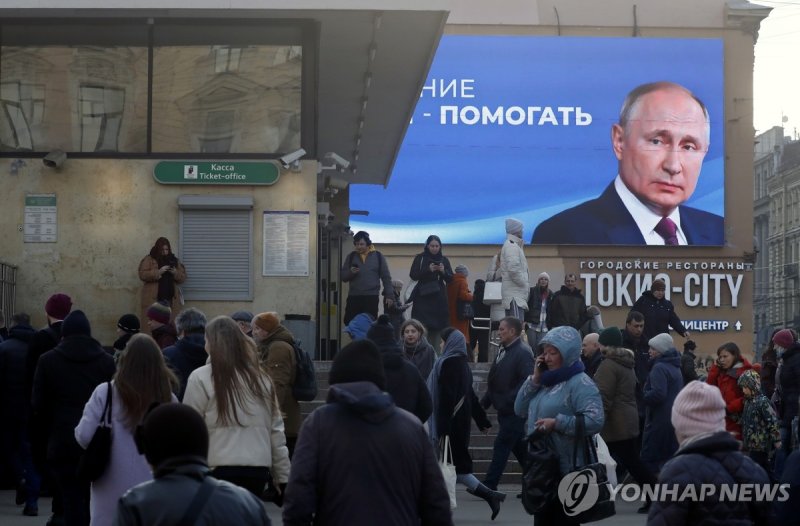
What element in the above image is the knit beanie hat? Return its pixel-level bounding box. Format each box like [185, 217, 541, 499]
[45, 293, 72, 320]
[737, 369, 762, 395]
[137, 404, 209, 469]
[648, 333, 674, 354]
[651, 279, 667, 292]
[146, 301, 172, 325]
[62, 310, 91, 338]
[538, 272, 550, 281]
[454, 264, 469, 276]
[598, 326, 623, 347]
[671, 381, 726, 445]
[230, 310, 254, 323]
[366, 314, 398, 349]
[329, 339, 386, 390]
[505, 218, 523, 236]
[253, 312, 280, 333]
[773, 329, 795, 349]
[117, 314, 140, 334]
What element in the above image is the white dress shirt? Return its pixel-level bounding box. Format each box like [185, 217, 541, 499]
[614, 175, 688, 245]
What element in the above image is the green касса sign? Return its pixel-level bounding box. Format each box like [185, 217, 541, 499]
[153, 161, 281, 185]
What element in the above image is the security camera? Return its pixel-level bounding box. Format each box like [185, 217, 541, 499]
[323, 152, 350, 171]
[279, 148, 306, 170]
[43, 150, 67, 169]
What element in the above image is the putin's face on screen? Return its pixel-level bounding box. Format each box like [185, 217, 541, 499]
[612, 86, 709, 217]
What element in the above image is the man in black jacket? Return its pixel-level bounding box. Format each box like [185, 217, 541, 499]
[26, 292, 72, 526]
[31, 310, 115, 526]
[480, 317, 534, 490]
[0, 313, 40, 516]
[115, 403, 269, 525]
[546, 274, 588, 330]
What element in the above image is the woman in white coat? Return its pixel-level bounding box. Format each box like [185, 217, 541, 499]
[499, 218, 529, 321]
[183, 315, 291, 498]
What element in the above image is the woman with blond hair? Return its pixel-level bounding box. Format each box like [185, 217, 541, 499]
[75, 334, 178, 526]
[183, 315, 290, 498]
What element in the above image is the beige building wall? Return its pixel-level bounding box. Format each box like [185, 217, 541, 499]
[0, 158, 318, 344]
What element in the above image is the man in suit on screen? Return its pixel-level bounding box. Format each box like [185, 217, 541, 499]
[532, 81, 723, 246]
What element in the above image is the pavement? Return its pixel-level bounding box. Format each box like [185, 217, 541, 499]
[0, 485, 648, 525]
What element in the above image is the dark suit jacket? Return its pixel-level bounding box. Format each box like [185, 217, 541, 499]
[531, 183, 724, 246]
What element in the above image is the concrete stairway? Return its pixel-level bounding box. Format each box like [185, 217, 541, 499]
[299, 361, 523, 485]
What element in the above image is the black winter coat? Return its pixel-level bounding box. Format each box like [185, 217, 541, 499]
[547, 286, 587, 330]
[436, 354, 491, 474]
[26, 321, 61, 397]
[648, 431, 771, 526]
[632, 290, 687, 342]
[0, 323, 36, 421]
[409, 252, 453, 332]
[31, 334, 115, 465]
[163, 333, 207, 401]
[778, 343, 800, 427]
[115, 458, 269, 525]
[641, 349, 682, 466]
[381, 347, 433, 423]
[681, 350, 699, 385]
[283, 382, 453, 526]
[482, 338, 534, 416]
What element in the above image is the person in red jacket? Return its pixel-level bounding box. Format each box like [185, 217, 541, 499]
[706, 341, 753, 440]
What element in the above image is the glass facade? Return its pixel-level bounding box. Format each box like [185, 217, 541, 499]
[0, 20, 309, 156]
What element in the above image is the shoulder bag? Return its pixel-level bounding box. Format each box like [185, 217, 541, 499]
[564, 413, 616, 523]
[439, 435, 458, 509]
[76, 381, 113, 482]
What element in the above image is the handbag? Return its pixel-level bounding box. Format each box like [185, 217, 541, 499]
[438, 435, 458, 509]
[403, 280, 418, 303]
[457, 299, 475, 320]
[562, 413, 616, 523]
[76, 381, 113, 482]
[483, 281, 502, 305]
[521, 433, 561, 515]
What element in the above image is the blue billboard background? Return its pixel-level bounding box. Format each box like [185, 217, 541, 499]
[350, 36, 724, 244]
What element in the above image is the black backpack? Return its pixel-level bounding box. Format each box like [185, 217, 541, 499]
[291, 339, 318, 402]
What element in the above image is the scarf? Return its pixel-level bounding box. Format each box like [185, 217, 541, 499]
[539, 359, 585, 387]
[427, 330, 471, 445]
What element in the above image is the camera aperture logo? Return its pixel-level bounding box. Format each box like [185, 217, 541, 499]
[558, 468, 599, 516]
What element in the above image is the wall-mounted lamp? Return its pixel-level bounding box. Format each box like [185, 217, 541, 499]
[10, 159, 26, 176]
[43, 150, 67, 169]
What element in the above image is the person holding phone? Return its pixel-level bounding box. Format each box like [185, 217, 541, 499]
[340, 231, 394, 326]
[138, 237, 186, 333]
[409, 235, 453, 352]
[514, 325, 604, 525]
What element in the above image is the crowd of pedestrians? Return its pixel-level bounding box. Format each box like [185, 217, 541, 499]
[2, 224, 799, 526]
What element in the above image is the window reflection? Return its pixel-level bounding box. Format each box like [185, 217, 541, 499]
[0, 46, 148, 152]
[152, 45, 301, 154]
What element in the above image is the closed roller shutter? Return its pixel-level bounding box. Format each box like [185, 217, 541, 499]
[179, 196, 253, 301]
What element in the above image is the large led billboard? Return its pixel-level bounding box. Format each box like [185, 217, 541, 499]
[350, 36, 724, 245]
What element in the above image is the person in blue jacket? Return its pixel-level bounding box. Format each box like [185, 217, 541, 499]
[640, 333, 683, 476]
[515, 325, 604, 526]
